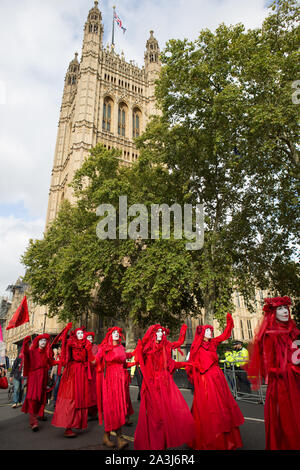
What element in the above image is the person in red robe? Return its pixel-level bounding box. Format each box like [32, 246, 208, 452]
[51, 324, 95, 438]
[186, 313, 244, 450]
[134, 323, 195, 450]
[21, 333, 57, 432]
[95, 327, 134, 450]
[85, 331, 98, 420]
[246, 296, 300, 450]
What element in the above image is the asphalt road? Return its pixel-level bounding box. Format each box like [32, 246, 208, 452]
[0, 385, 266, 451]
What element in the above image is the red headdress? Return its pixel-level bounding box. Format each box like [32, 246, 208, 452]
[189, 325, 214, 363]
[247, 296, 299, 390]
[71, 326, 86, 338]
[141, 324, 170, 355]
[67, 326, 87, 346]
[20, 334, 51, 377]
[85, 331, 95, 339]
[30, 333, 51, 350]
[99, 327, 124, 353]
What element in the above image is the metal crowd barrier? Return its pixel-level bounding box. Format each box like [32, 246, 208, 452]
[130, 362, 266, 405]
[221, 361, 266, 405]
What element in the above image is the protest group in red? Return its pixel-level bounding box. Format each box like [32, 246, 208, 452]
[7, 295, 300, 450]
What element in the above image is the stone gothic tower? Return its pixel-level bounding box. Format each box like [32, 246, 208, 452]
[144, 30, 162, 117]
[4, 1, 164, 356]
[46, 1, 162, 226]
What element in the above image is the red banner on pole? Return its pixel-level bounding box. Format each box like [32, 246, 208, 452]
[6, 295, 29, 330]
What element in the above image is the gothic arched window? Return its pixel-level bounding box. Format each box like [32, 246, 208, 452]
[132, 107, 141, 138]
[102, 97, 113, 132]
[118, 103, 127, 137]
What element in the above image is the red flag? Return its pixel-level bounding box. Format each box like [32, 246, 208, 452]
[6, 295, 29, 330]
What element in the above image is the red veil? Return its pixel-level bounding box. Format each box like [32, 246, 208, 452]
[20, 333, 52, 377]
[246, 296, 299, 390]
[189, 325, 214, 359]
[96, 327, 124, 371]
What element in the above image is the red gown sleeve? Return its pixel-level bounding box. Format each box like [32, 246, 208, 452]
[21, 336, 31, 377]
[213, 313, 234, 345]
[170, 324, 188, 350]
[85, 340, 95, 362]
[263, 334, 282, 378]
[95, 346, 104, 372]
[126, 350, 136, 360]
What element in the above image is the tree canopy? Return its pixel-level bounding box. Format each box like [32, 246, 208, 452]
[22, 0, 300, 334]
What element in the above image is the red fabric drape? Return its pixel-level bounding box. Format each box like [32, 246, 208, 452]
[21, 334, 55, 418]
[95, 327, 134, 432]
[134, 324, 195, 450]
[187, 314, 244, 450]
[246, 297, 300, 450]
[51, 328, 95, 430]
[6, 296, 29, 330]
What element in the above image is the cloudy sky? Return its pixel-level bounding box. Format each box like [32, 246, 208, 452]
[0, 0, 270, 298]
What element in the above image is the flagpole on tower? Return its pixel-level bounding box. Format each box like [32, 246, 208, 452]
[112, 5, 116, 47]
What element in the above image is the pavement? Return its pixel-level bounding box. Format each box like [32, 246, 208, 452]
[0, 385, 266, 451]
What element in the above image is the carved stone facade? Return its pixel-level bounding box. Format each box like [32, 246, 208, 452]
[46, 1, 161, 226]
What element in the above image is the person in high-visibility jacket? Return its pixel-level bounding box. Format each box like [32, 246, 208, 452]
[233, 343, 249, 367]
[222, 351, 236, 390]
[224, 350, 235, 367]
[233, 342, 251, 393]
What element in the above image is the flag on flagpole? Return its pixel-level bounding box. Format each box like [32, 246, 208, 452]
[0, 323, 3, 342]
[114, 10, 127, 34]
[6, 295, 29, 330]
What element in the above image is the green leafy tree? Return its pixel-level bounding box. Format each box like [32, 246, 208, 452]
[22, 145, 202, 339]
[135, 0, 300, 324]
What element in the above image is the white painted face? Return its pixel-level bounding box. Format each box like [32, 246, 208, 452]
[156, 328, 163, 342]
[276, 305, 289, 323]
[204, 328, 212, 339]
[86, 335, 93, 343]
[39, 339, 47, 349]
[112, 330, 120, 341]
[76, 330, 84, 340]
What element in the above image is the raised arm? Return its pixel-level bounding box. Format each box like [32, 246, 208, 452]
[58, 322, 72, 375]
[170, 324, 188, 350]
[213, 313, 234, 345]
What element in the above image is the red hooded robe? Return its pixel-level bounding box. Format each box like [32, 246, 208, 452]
[186, 314, 244, 450]
[134, 324, 195, 450]
[96, 327, 134, 432]
[85, 332, 98, 411]
[21, 334, 56, 418]
[51, 326, 95, 430]
[246, 297, 300, 450]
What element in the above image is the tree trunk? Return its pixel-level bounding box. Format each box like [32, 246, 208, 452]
[125, 317, 136, 351]
[203, 291, 215, 325]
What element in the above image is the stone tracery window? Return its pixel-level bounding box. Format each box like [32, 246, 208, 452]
[103, 97, 113, 132]
[132, 107, 141, 138]
[118, 102, 127, 137]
